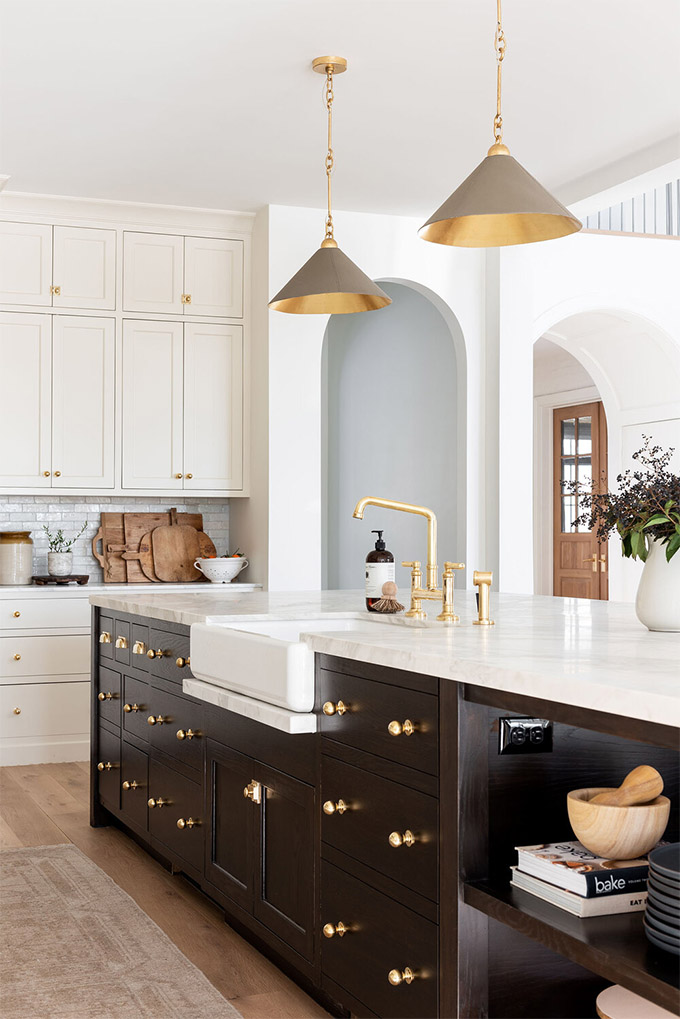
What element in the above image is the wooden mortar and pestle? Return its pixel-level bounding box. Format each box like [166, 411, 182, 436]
[567, 765, 670, 860]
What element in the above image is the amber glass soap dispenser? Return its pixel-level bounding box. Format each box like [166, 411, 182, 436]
[365, 530, 395, 612]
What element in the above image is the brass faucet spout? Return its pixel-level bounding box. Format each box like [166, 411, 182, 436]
[352, 497, 438, 591]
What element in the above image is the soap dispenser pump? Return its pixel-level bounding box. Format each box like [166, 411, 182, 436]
[365, 530, 395, 612]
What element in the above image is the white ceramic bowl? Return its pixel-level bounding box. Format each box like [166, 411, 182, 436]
[193, 557, 249, 583]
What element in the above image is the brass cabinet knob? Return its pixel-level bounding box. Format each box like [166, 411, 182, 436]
[50, 284, 61, 296]
[323, 921, 350, 938]
[388, 719, 415, 737]
[132, 640, 146, 655]
[175, 473, 183, 479]
[147, 715, 167, 726]
[388, 967, 416, 986]
[181, 293, 192, 304]
[185, 473, 193, 480]
[147, 648, 165, 660]
[323, 799, 348, 815]
[176, 817, 200, 829]
[97, 691, 114, 702]
[115, 636, 128, 649]
[99, 632, 112, 644]
[97, 761, 114, 771]
[13, 653, 21, 661]
[43, 471, 51, 477]
[123, 703, 140, 713]
[322, 700, 347, 717]
[389, 830, 416, 848]
[176, 728, 199, 741]
[243, 780, 262, 804]
[54, 471, 62, 477]
[122, 780, 139, 791]
[13, 610, 21, 618]
[13, 707, 21, 715]
[147, 796, 168, 808]
[175, 656, 190, 668]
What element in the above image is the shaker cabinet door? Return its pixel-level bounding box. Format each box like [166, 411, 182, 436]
[205, 740, 255, 912]
[52, 316, 115, 488]
[52, 226, 116, 311]
[183, 236, 243, 317]
[0, 222, 52, 306]
[0, 313, 52, 487]
[121, 320, 184, 489]
[183, 323, 243, 491]
[123, 231, 184, 314]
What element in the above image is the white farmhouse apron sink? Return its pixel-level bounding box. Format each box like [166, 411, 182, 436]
[190, 615, 385, 712]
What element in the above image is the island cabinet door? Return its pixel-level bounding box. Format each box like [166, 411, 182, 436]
[252, 762, 315, 963]
[205, 740, 255, 913]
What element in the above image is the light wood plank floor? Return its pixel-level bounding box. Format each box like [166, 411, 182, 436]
[0, 762, 330, 1019]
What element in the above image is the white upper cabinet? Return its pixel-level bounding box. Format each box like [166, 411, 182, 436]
[123, 231, 243, 317]
[51, 317, 115, 487]
[123, 232, 184, 315]
[184, 323, 243, 490]
[0, 223, 52, 306]
[121, 320, 184, 489]
[0, 314, 52, 486]
[52, 227, 116, 310]
[184, 237, 243, 317]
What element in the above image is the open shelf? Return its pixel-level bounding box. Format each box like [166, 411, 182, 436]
[464, 880, 680, 1015]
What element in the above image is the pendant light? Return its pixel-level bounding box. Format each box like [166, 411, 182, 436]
[269, 57, 391, 314]
[420, 0, 581, 248]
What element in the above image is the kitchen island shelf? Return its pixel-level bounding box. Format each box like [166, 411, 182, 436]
[463, 879, 680, 1015]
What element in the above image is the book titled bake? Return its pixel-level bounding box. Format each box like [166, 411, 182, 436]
[510, 868, 649, 916]
[515, 840, 665, 898]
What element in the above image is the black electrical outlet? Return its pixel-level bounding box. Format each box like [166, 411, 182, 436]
[499, 717, 553, 754]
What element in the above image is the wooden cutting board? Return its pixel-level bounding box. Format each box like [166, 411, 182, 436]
[92, 513, 127, 583]
[121, 531, 159, 582]
[92, 511, 209, 582]
[150, 509, 204, 583]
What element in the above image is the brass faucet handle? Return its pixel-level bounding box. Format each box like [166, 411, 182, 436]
[443, 561, 465, 573]
[401, 560, 421, 570]
[473, 570, 495, 627]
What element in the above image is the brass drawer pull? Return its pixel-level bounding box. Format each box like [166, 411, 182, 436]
[98, 691, 115, 702]
[147, 797, 169, 808]
[388, 719, 415, 737]
[13, 707, 21, 715]
[323, 799, 348, 815]
[388, 967, 417, 986]
[147, 648, 166, 660]
[132, 640, 146, 655]
[389, 829, 416, 848]
[99, 632, 112, 644]
[243, 780, 262, 804]
[322, 700, 348, 716]
[13, 653, 21, 661]
[123, 703, 140, 713]
[175, 656, 190, 668]
[323, 921, 350, 938]
[97, 761, 114, 771]
[122, 780, 140, 791]
[13, 610, 20, 618]
[147, 715, 167, 726]
[115, 636, 128, 649]
[176, 728, 199, 741]
[181, 293, 192, 305]
[50, 284, 61, 296]
[176, 817, 200, 829]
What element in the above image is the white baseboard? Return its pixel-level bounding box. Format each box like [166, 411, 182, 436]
[0, 734, 89, 766]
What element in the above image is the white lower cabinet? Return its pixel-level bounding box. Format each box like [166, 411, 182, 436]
[0, 682, 89, 741]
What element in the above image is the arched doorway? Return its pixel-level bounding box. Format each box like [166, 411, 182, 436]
[321, 280, 467, 593]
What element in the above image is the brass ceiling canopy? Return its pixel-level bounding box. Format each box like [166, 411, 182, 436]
[420, 1, 582, 248]
[269, 56, 391, 315]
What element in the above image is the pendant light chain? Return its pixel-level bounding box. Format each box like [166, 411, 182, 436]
[494, 0, 506, 143]
[324, 66, 335, 241]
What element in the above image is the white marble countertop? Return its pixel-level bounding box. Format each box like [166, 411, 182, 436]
[0, 582, 261, 599]
[87, 588, 679, 728]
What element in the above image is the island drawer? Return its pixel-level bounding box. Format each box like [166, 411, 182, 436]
[97, 666, 121, 727]
[120, 740, 149, 831]
[148, 759, 203, 871]
[146, 686, 204, 771]
[121, 674, 150, 742]
[321, 860, 437, 1019]
[321, 755, 438, 902]
[318, 669, 439, 776]
[96, 725, 121, 812]
[148, 627, 193, 684]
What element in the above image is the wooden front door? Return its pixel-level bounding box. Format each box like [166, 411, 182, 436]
[553, 402, 608, 599]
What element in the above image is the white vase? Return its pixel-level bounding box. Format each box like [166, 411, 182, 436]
[635, 537, 680, 632]
[47, 551, 73, 577]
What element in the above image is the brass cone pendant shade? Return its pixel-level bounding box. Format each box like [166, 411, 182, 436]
[269, 56, 391, 315]
[420, 2, 581, 248]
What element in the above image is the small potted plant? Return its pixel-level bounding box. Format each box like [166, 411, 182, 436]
[42, 522, 88, 578]
[568, 437, 679, 631]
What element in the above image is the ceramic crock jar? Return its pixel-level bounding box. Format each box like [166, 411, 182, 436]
[0, 531, 34, 586]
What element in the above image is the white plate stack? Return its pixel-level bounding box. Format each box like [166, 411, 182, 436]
[644, 843, 680, 956]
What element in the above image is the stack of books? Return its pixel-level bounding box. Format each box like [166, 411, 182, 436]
[511, 840, 657, 917]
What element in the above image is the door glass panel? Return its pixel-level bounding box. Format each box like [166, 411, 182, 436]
[577, 456, 592, 487]
[561, 457, 576, 485]
[561, 495, 577, 533]
[577, 416, 592, 454]
[561, 418, 576, 455]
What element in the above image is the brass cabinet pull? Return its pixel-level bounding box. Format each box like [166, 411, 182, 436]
[176, 817, 200, 829]
[322, 700, 347, 717]
[176, 728, 199, 741]
[115, 635, 128, 649]
[13, 610, 20, 618]
[99, 632, 112, 644]
[147, 715, 167, 726]
[147, 648, 166, 660]
[388, 967, 416, 986]
[54, 471, 62, 477]
[13, 653, 21, 661]
[181, 293, 192, 304]
[132, 640, 146, 655]
[175, 473, 183, 479]
[243, 780, 262, 804]
[97, 691, 115, 702]
[323, 921, 350, 938]
[185, 473, 193, 480]
[389, 829, 416, 848]
[97, 761, 114, 771]
[388, 719, 415, 737]
[147, 796, 169, 808]
[323, 799, 348, 815]
[122, 780, 140, 791]
[175, 656, 190, 668]
[13, 707, 21, 715]
[50, 284, 61, 296]
[43, 471, 51, 477]
[123, 703, 140, 713]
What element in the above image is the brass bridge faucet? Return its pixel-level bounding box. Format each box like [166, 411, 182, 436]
[352, 497, 464, 623]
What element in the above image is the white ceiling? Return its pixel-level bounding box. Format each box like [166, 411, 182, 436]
[1, 0, 679, 217]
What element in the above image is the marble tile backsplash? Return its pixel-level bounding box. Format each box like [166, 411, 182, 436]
[0, 497, 230, 582]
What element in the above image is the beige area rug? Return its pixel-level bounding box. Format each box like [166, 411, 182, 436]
[0, 844, 243, 1019]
